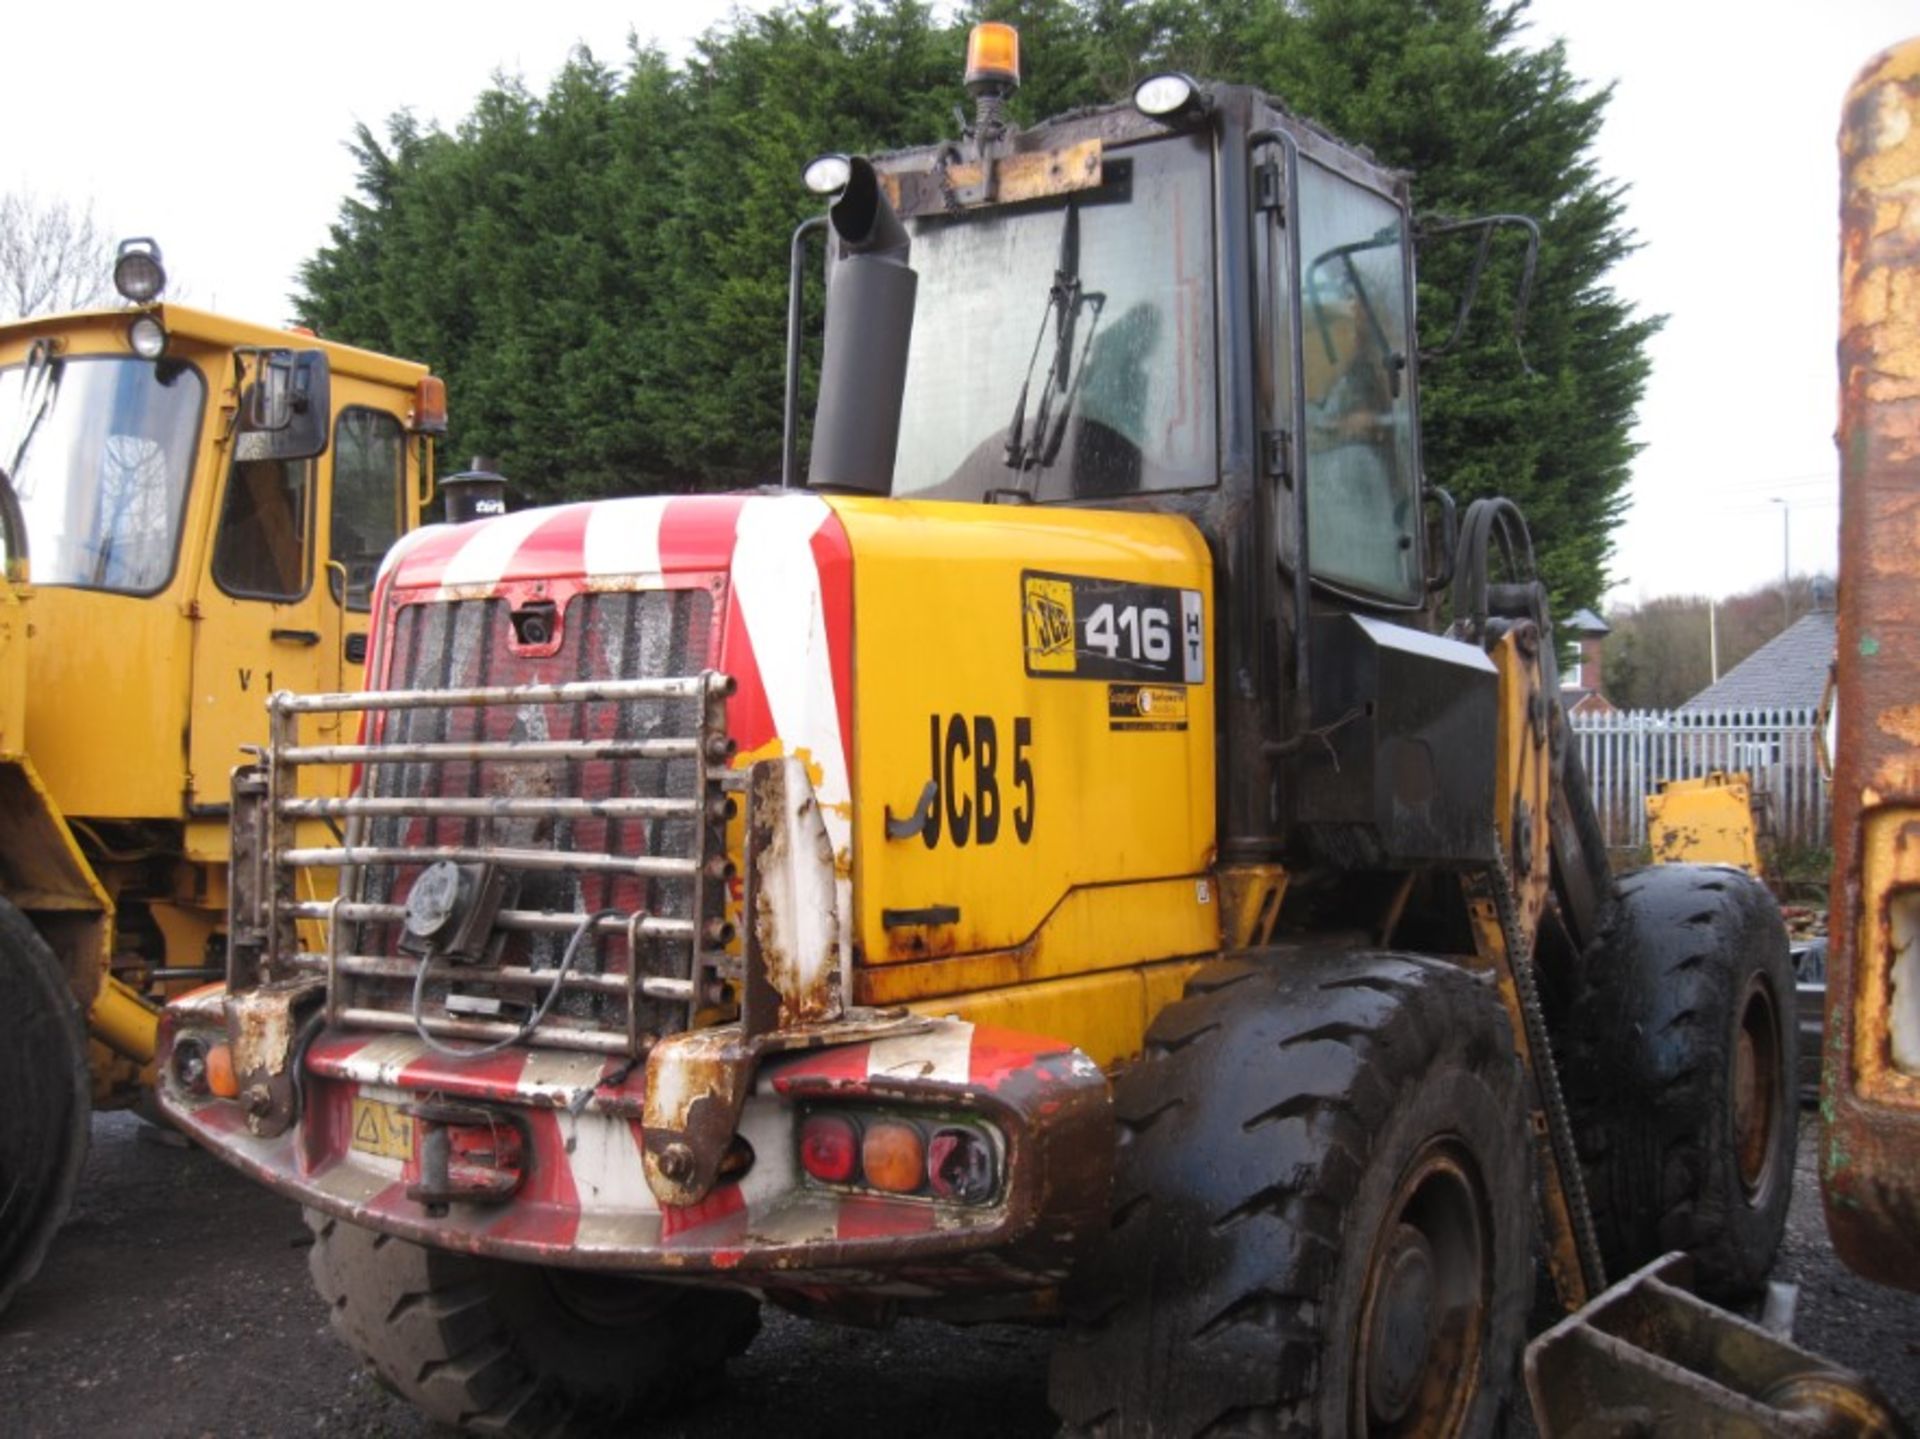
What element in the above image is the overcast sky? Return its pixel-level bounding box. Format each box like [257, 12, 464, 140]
[7, 1, 1914, 605]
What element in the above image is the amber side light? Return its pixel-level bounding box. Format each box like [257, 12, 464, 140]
[206, 1043, 239, 1099]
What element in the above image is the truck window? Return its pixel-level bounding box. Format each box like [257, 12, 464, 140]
[212, 457, 312, 600]
[1297, 161, 1419, 602]
[330, 408, 403, 610]
[0, 356, 204, 594]
[890, 133, 1217, 503]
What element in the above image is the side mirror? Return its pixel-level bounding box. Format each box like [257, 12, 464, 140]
[1415, 213, 1540, 374]
[235, 349, 330, 462]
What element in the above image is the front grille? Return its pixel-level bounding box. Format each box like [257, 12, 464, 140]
[233, 588, 737, 1058]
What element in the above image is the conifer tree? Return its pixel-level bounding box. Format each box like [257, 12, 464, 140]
[296, 0, 1652, 614]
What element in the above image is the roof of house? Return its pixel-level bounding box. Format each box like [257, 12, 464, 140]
[1681, 610, 1836, 712]
[1564, 608, 1611, 636]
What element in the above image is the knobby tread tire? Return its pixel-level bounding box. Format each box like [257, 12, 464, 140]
[1049, 951, 1530, 1438]
[0, 897, 90, 1318]
[1560, 864, 1797, 1298]
[307, 1210, 759, 1436]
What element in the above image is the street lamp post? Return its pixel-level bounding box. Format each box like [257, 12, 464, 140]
[1772, 497, 1791, 628]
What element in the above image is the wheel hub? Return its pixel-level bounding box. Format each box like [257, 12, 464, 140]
[1355, 1145, 1490, 1437]
[1365, 1224, 1439, 1423]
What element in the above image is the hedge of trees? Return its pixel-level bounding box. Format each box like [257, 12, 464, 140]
[296, 0, 1654, 617]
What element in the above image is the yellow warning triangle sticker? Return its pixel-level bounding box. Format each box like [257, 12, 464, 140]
[353, 1106, 382, 1147]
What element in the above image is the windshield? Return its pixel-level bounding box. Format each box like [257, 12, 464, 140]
[1297, 161, 1419, 601]
[891, 133, 1216, 503]
[0, 355, 205, 593]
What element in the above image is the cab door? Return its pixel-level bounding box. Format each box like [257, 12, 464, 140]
[323, 397, 412, 693]
[185, 431, 331, 813]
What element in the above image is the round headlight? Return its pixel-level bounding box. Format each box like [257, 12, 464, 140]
[803, 153, 853, 196]
[113, 237, 167, 305]
[1133, 73, 1204, 120]
[128, 314, 168, 359]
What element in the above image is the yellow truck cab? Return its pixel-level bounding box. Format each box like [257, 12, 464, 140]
[0, 247, 442, 1312]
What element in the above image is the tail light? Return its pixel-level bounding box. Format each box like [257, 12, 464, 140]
[928, 1127, 995, 1203]
[861, 1121, 926, 1194]
[799, 1112, 859, 1184]
[795, 1107, 1001, 1204]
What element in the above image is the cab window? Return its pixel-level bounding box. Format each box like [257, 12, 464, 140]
[330, 408, 403, 610]
[0, 356, 205, 594]
[1297, 161, 1420, 602]
[891, 134, 1218, 502]
[211, 457, 312, 600]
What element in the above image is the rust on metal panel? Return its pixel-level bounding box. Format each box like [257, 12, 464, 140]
[223, 978, 323, 1137]
[879, 139, 1102, 220]
[161, 1018, 1111, 1286]
[1827, 34, 1920, 1292]
[741, 757, 842, 1035]
[642, 1008, 932, 1209]
[1525, 1254, 1909, 1438]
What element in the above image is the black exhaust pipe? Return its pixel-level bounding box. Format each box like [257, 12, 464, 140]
[807, 158, 916, 496]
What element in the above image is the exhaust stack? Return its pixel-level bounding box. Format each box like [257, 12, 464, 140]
[807, 158, 916, 496]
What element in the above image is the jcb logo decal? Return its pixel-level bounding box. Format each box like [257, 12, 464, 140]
[1021, 569, 1205, 684]
[1023, 577, 1076, 673]
[922, 714, 1035, 849]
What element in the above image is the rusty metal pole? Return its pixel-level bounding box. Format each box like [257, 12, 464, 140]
[1825, 35, 1920, 1292]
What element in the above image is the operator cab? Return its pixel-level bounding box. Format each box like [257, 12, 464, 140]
[800, 46, 1426, 611]
[0, 243, 444, 826]
[794, 35, 1530, 861]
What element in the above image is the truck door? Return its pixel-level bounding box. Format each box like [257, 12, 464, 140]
[324, 402, 409, 691]
[186, 382, 415, 812]
[186, 439, 331, 813]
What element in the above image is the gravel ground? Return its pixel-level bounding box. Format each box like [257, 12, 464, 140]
[2, 1109, 1914, 1437]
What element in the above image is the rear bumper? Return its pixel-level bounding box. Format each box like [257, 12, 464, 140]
[158, 1004, 1112, 1292]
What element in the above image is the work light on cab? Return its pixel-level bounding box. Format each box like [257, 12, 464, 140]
[127, 314, 167, 359]
[1133, 72, 1208, 120]
[803, 153, 852, 196]
[112, 236, 166, 304]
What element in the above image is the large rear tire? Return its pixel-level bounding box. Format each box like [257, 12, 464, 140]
[306, 1210, 760, 1435]
[1562, 864, 1797, 1298]
[1050, 952, 1531, 1438]
[0, 898, 90, 1318]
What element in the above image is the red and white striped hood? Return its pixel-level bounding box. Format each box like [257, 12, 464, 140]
[370, 492, 856, 950]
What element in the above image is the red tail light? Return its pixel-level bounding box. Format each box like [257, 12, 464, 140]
[799, 1112, 859, 1183]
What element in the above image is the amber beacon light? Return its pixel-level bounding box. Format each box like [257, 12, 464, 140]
[964, 22, 1021, 95]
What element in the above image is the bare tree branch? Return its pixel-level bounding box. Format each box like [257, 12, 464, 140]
[0, 192, 115, 320]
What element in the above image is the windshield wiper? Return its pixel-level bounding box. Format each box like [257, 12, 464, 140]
[4, 339, 61, 484]
[1004, 203, 1083, 474]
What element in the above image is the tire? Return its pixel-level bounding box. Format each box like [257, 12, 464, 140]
[0, 898, 91, 1318]
[1050, 951, 1531, 1438]
[307, 1210, 760, 1436]
[1561, 864, 1796, 1299]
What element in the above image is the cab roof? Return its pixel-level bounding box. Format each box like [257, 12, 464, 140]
[0, 303, 431, 388]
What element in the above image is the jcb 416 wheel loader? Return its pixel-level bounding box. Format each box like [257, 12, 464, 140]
[159, 27, 1852, 1436]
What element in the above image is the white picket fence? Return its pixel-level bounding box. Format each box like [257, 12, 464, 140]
[1568, 705, 1829, 853]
